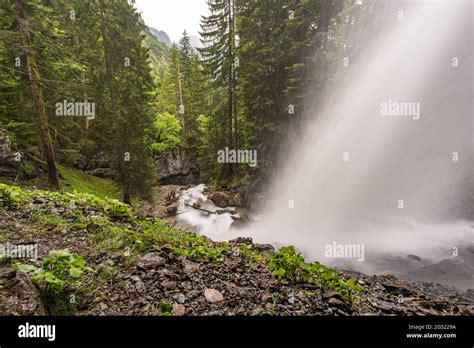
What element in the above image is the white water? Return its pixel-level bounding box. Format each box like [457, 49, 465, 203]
[176, 1, 473, 288]
[176, 184, 239, 240]
[248, 1, 474, 272]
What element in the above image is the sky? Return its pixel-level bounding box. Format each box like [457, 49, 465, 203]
[134, 0, 209, 43]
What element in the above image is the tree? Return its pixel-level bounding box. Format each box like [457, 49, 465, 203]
[97, 0, 156, 204]
[14, 0, 59, 187]
[179, 30, 193, 79]
[152, 112, 182, 153]
[200, 0, 237, 177]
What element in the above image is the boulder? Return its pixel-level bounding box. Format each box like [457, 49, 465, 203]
[209, 192, 232, 208]
[229, 237, 253, 245]
[255, 243, 275, 253]
[204, 288, 224, 303]
[172, 303, 185, 316]
[137, 253, 166, 270]
[0, 272, 46, 315]
[233, 193, 243, 207]
[166, 205, 178, 215]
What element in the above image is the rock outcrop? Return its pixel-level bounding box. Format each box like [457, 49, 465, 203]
[0, 128, 21, 177]
[0, 270, 46, 315]
[155, 148, 199, 185]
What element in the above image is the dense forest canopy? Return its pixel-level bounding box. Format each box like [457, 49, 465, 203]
[0, 0, 382, 203]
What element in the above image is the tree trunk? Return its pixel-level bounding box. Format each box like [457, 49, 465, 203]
[99, 0, 131, 204]
[227, 0, 234, 176]
[177, 64, 187, 143]
[16, 0, 59, 188]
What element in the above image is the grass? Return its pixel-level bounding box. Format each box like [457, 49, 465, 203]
[58, 165, 120, 200]
[0, 164, 120, 201]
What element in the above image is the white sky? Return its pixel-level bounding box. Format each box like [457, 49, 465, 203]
[134, 0, 209, 43]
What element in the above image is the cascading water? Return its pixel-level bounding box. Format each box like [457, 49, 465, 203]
[242, 1, 473, 287]
[176, 184, 239, 240]
[175, 1, 473, 289]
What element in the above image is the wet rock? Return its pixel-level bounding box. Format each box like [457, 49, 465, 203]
[137, 253, 166, 270]
[216, 208, 237, 215]
[255, 243, 275, 253]
[407, 254, 422, 261]
[233, 193, 243, 207]
[229, 237, 253, 245]
[209, 192, 232, 208]
[381, 283, 416, 297]
[166, 205, 177, 215]
[204, 288, 224, 303]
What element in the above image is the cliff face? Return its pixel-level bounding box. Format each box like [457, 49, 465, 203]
[155, 148, 199, 185]
[0, 128, 20, 177]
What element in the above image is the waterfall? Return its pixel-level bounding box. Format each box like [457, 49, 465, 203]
[247, 0, 473, 280]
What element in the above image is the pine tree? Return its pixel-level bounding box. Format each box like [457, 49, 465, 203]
[199, 0, 237, 177]
[13, 0, 60, 187]
[96, 0, 156, 203]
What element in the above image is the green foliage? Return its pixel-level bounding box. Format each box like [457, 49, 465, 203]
[268, 246, 363, 301]
[0, 183, 29, 208]
[0, 183, 130, 225]
[196, 114, 225, 179]
[15, 250, 94, 294]
[309, 262, 363, 300]
[103, 199, 132, 219]
[20, 162, 36, 178]
[268, 246, 307, 282]
[32, 214, 67, 231]
[160, 301, 172, 314]
[239, 243, 265, 262]
[58, 165, 120, 200]
[151, 112, 182, 153]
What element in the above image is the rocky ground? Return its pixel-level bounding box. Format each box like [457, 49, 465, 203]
[1, 185, 473, 316]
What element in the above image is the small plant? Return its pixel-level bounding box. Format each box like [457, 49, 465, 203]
[103, 199, 131, 219]
[239, 243, 264, 262]
[310, 262, 363, 299]
[0, 184, 26, 208]
[268, 246, 363, 301]
[268, 246, 308, 282]
[160, 301, 172, 315]
[15, 249, 94, 294]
